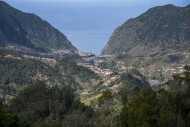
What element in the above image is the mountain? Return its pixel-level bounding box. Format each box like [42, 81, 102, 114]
[0, 1, 77, 53]
[101, 4, 190, 56]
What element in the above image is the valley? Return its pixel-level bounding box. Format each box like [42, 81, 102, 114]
[0, 1, 190, 127]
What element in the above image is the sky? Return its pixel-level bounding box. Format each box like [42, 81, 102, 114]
[4, 0, 190, 54]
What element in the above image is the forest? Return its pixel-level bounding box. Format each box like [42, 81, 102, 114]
[0, 65, 190, 127]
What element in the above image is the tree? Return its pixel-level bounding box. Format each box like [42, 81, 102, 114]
[62, 110, 93, 127]
[119, 87, 158, 127]
[9, 81, 94, 126]
[119, 93, 128, 127]
[0, 98, 30, 127]
[157, 90, 176, 127]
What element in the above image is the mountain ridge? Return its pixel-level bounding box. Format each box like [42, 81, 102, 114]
[101, 4, 190, 56]
[0, 1, 77, 53]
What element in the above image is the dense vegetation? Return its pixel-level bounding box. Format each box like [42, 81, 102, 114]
[109, 69, 150, 97]
[7, 81, 94, 127]
[0, 49, 99, 96]
[0, 51, 64, 95]
[0, 99, 30, 127]
[0, 47, 189, 127]
[118, 65, 190, 127]
[57, 61, 99, 82]
[0, 64, 190, 127]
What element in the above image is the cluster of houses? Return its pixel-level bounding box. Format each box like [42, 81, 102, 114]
[40, 49, 75, 56]
[162, 65, 185, 74]
[77, 63, 113, 76]
[4, 55, 21, 60]
[23, 55, 56, 65]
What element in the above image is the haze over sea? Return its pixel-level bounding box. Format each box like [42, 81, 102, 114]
[5, 0, 190, 54]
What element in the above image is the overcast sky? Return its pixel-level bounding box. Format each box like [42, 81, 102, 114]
[5, 0, 190, 54]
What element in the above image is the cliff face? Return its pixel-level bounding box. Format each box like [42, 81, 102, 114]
[0, 1, 77, 53]
[101, 4, 190, 56]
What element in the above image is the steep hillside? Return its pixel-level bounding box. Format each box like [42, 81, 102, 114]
[101, 4, 190, 56]
[0, 1, 77, 53]
[0, 49, 99, 98]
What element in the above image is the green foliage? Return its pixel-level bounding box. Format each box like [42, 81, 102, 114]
[0, 99, 30, 127]
[118, 65, 190, 127]
[0, 52, 64, 95]
[113, 71, 150, 97]
[9, 81, 94, 126]
[183, 65, 190, 89]
[0, 49, 22, 57]
[0, 50, 93, 96]
[118, 93, 128, 127]
[128, 88, 158, 127]
[157, 90, 176, 127]
[57, 61, 99, 82]
[62, 110, 93, 127]
[97, 90, 112, 104]
[95, 91, 122, 127]
[97, 61, 114, 69]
